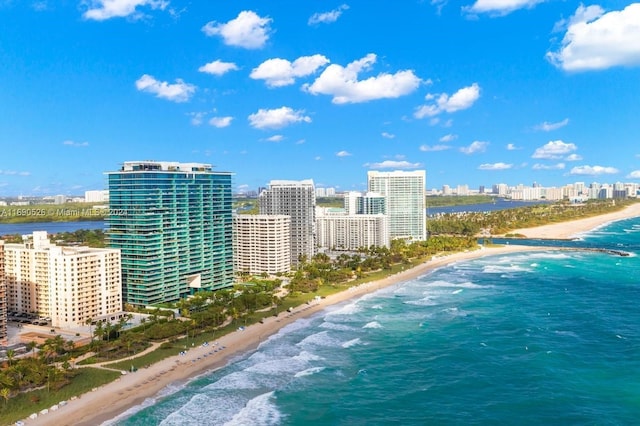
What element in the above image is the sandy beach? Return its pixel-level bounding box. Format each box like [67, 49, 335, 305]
[24, 203, 640, 426]
[506, 202, 640, 239]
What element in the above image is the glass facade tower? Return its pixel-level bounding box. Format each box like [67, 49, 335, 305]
[107, 161, 234, 306]
[367, 170, 427, 241]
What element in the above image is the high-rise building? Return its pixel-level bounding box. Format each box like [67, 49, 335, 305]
[344, 191, 386, 215]
[0, 241, 7, 346]
[233, 215, 291, 275]
[107, 161, 234, 306]
[316, 208, 389, 251]
[3, 232, 122, 329]
[367, 170, 426, 241]
[259, 179, 316, 266]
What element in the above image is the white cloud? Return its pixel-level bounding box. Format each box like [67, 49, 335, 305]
[365, 160, 421, 169]
[266, 135, 284, 142]
[62, 140, 89, 147]
[419, 144, 451, 152]
[506, 143, 520, 150]
[532, 140, 577, 160]
[188, 111, 206, 126]
[250, 55, 329, 88]
[460, 141, 488, 154]
[478, 162, 512, 170]
[381, 132, 395, 139]
[439, 133, 457, 142]
[0, 170, 31, 176]
[303, 53, 421, 104]
[336, 150, 352, 157]
[83, 0, 168, 21]
[248, 106, 311, 129]
[209, 116, 233, 128]
[135, 74, 195, 102]
[464, 0, 545, 16]
[533, 163, 565, 170]
[565, 153, 582, 161]
[569, 165, 619, 176]
[534, 118, 569, 131]
[627, 170, 640, 178]
[202, 10, 271, 49]
[414, 83, 480, 118]
[547, 4, 640, 71]
[198, 60, 239, 76]
[308, 4, 349, 25]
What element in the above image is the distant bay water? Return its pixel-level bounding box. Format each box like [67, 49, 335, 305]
[0, 220, 105, 236]
[427, 198, 547, 216]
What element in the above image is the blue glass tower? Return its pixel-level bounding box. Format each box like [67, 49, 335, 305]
[107, 161, 234, 306]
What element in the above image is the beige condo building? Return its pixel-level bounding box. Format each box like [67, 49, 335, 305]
[0, 241, 7, 345]
[4, 231, 123, 329]
[316, 209, 389, 251]
[233, 215, 291, 275]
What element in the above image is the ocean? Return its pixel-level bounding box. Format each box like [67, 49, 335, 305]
[109, 217, 640, 425]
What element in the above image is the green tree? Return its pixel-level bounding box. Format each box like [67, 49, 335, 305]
[0, 387, 10, 406]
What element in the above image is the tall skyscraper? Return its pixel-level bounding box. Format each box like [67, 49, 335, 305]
[367, 170, 426, 241]
[259, 179, 316, 266]
[107, 161, 234, 306]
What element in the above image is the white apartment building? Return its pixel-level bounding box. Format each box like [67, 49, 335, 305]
[367, 170, 426, 241]
[3, 232, 122, 329]
[85, 189, 109, 203]
[259, 179, 317, 266]
[233, 215, 291, 275]
[0, 241, 7, 345]
[316, 208, 389, 251]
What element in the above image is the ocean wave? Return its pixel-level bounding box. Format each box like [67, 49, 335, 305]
[292, 350, 324, 363]
[160, 393, 246, 426]
[363, 321, 383, 329]
[294, 366, 326, 378]
[206, 371, 262, 390]
[224, 392, 281, 426]
[244, 359, 306, 376]
[319, 321, 356, 331]
[325, 302, 362, 316]
[403, 297, 438, 306]
[424, 280, 491, 289]
[296, 330, 341, 348]
[482, 264, 532, 274]
[341, 338, 362, 348]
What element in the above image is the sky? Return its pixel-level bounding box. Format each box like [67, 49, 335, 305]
[1, 0, 640, 196]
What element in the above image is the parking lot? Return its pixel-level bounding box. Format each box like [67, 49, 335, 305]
[7, 312, 51, 326]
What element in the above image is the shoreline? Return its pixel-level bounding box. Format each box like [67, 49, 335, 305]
[25, 204, 640, 426]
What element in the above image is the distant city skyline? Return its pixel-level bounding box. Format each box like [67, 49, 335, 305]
[2, 2, 640, 196]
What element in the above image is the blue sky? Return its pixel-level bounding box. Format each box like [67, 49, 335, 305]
[1, 0, 639, 196]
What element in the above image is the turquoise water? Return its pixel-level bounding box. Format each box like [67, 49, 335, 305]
[110, 217, 640, 425]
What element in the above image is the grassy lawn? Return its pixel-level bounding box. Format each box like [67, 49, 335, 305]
[0, 368, 120, 426]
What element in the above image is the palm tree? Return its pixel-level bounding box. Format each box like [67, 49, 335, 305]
[0, 387, 10, 406]
[94, 320, 104, 342]
[85, 317, 94, 344]
[140, 317, 147, 334]
[26, 341, 37, 356]
[105, 321, 113, 343]
[5, 349, 15, 367]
